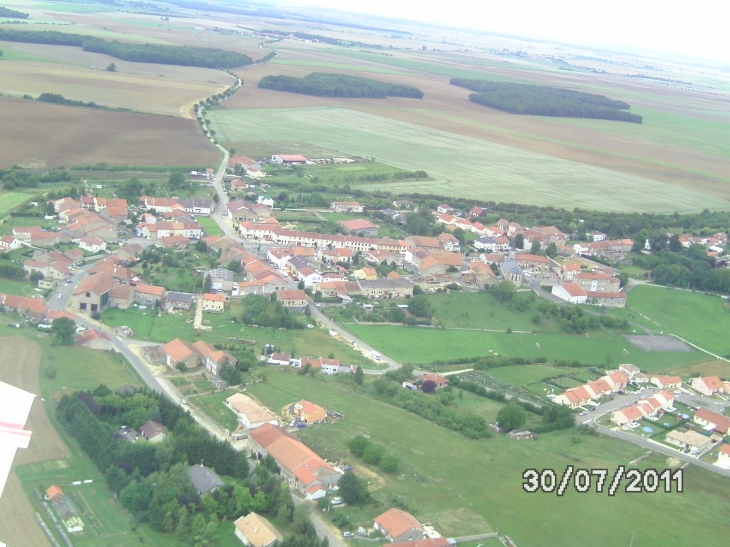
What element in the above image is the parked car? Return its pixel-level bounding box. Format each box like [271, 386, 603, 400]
[331, 497, 343, 506]
[343, 532, 354, 538]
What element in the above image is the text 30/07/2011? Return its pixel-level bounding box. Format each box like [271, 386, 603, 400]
[522, 466, 683, 495]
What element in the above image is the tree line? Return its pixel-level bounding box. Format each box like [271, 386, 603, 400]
[236, 294, 306, 329]
[259, 72, 424, 99]
[0, 29, 252, 68]
[450, 78, 642, 123]
[0, 168, 73, 189]
[0, 7, 28, 18]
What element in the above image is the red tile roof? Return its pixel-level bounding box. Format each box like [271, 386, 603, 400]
[374, 508, 422, 539]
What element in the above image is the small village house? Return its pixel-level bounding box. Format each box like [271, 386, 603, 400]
[374, 508, 424, 543]
[233, 513, 283, 547]
[225, 393, 278, 430]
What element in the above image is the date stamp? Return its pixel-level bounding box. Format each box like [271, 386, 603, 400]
[522, 466, 683, 495]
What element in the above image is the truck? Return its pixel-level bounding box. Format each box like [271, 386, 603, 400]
[370, 350, 381, 361]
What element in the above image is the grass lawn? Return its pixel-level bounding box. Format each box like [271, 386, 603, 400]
[0, 276, 37, 296]
[197, 215, 223, 236]
[0, 191, 32, 216]
[191, 388, 240, 431]
[247, 369, 730, 547]
[628, 285, 730, 358]
[485, 365, 571, 386]
[346, 324, 703, 370]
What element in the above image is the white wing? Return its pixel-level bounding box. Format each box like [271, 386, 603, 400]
[0, 381, 36, 500]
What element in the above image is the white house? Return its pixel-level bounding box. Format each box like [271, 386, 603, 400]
[267, 352, 291, 365]
[716, 444, 730, 469]
[202, 293, 225, 312]
[77, 237, 107, 253]
[651, 376, 682, 390]
[225, 393, 278, 430]
[691, 376, 725, 396]
[551, 283, 587, 304]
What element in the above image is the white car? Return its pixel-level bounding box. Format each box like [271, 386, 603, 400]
[307, 324, 314, 329]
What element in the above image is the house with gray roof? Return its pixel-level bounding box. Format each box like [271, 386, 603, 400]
[500, 259, 524, 285]
[189, 464, 224, 494]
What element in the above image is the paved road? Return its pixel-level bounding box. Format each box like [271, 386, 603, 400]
[291, 495, 346, 547]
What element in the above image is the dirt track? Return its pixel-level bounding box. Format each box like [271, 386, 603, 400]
[0, 336, 68, 547]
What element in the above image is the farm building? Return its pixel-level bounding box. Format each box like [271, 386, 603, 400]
[271, 154, 308, 164]
[338, 219, 379, 236]
[71, 273, 116, 313]
[225, 393, 278, 430]
[374, 508, 424, 542]
[331, 201, 364, 213]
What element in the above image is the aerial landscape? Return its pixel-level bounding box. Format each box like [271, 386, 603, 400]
[0, 1, 729, 547]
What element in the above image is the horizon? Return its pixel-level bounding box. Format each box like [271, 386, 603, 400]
[281, 0, 730, 65]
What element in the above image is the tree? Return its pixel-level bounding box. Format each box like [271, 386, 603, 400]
[338, 471, 369, 505]
[412, 284, 423, 296]
[362, 444, 385, 465]
[227, 260, 242, 273]
[51, 317, 76, 345]
[490, 280, 516, 303]
[513, 233, 524, 249]
[203, 274, 212, 293]
[669, 234, 682, 252]
[421, 380, 437, 393]
[530, 241, 542, 255]
[379, 453, 400, 474]
[168, 172, 186, 190]
[496, 402, 527, 431]
[195, 239, 208, 253]
[353, 365, 364, 386]
[106, 62, 116, 71]
[408, 295, 433, 318]
[29, 270, 44, 282]
[297, 281, 305, 290]
[545, 242, 558, 258]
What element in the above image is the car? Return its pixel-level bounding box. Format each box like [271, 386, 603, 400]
[343, 532, 354, 538]
[674, 390, 682, 394]
[65, 279, 72, 283]
[580, 411, 587, 416]
[180, 399, 187, 405]
[307, 324, 314, 329]
[58, 294, 63, 299]
[289, 420, 296, 427]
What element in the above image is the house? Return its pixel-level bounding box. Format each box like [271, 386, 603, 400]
[352, 267, 378, 281]
[575, 273, 621, 293]
[197, 341, 236, 375]
[611, 405, 646, 426]
[605, 371, 629, 391]
[189, 464, 224, 494]
[271, 154, 308, 164]
[374, 508, 424, 543]
[691, 376, 725, 396]
[138, 420, 166, 443]
[515, 254, 553, 273]
[205, 269, 235, 292]
[142, 345, 167, 365]
[135, 284, 166, 306]
[551, 283, 587, 304]
[71, 273, 116, 313]
[161, 338, 200, 369]
[586, 291, 626, 308]
[277, 289, 308, 310]
[248, 423, 341, 496]
[665, 429, 712, 452]
[339, 219, 379, 236]
[331, 201, 364, 213]
[294, 400, 327, 424]
[77, 237, 107, 253]
[0, 235, 22, 251]
[553, 386, 592, 408]
[420, 373, 449, 391]
[651, 376, 682, 390]
[75, 329, 114, 351]
[267, 352, 292, 365]
[619, 364, 641, 380]
[716, 444, 730, 469]
[693, 408, 730, 436]
[437, 232, 460, 252]
[436, 204, 454, 214]
[234, 513, 283, 547]
[226, 393, 278, 430]
[164, 292, 194, 311]
[358, 278, 414, 299]
[202, 293, 226, 312]
[500, 259, 524, 285]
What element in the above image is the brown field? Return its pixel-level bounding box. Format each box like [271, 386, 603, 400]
[224, 47, 730, 197]
[0, 42, 233, 116]
[0, 336, 67, 547]
[0, 96, 220, 169]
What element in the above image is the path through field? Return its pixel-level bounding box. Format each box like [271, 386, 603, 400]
[0, 336, 68, 547]
[209, 107, 730, 213]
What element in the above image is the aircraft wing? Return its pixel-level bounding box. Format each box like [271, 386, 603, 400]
[0, 381, 36, 500]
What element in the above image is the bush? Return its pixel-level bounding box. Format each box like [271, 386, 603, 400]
[45, 366, 57, 379]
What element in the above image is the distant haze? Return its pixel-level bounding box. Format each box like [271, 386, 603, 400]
[283, 0, 730, 64]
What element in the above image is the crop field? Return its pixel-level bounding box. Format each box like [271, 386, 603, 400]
[0, 43, 234, 116]
[0, 191, 31, 216]
[0, 96, 219, 169]
[246, 369, 730, 547]
[209, 107, 730, 212]
[346, 324, 703, 370]
[628, 285, 730, 360]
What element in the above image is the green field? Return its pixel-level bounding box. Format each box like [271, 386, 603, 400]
[192, 388, 240, 431]
[0, 276, 36, 296]
[197, 215, 223, 236]
[346, 324, 702, 370]
[485, 364, 574, 386]
[0, 191, 31, 216]
[628, 285, 730, 358]
[208, 107, 730, 213]
[246, 368, 730, 547]
[100, 305, 382, 368]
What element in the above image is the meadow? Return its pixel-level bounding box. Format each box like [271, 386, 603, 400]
[246, 368, 730, 547]
[627, 285, 730, 358]
[345, 324, 703, 370]
[208, 107, 730, 213]
[0, 191, 31, 216]
[197, 215, 224, 236]
[0, 96, 219, 169]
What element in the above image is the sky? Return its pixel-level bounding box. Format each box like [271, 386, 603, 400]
[283, 0, 730, 63]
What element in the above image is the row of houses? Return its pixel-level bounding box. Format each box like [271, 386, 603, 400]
[266, 353, 352, 375]
[152, 338, 237, 375]
[553, 370, 629, 407]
